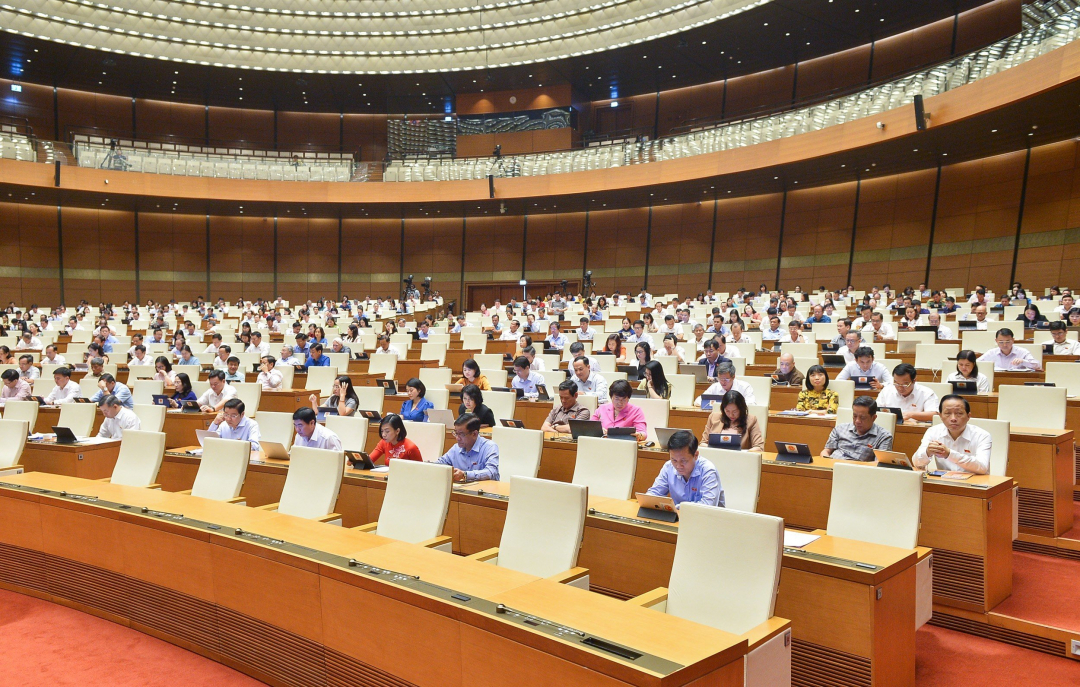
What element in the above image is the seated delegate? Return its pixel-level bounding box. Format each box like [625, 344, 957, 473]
[821, 396, 893, 461]
[701, 390, 764, 452]
[591, 379, 647, 441]
[645, 430, 724, 508]
[542, 379, 592, 434]
[912, 395, 992, 475]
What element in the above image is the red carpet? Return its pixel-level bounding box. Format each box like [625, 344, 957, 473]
[992, 552, 1080, 631]
[0, 589, 263, 686]
[916, 625, 1080, 685]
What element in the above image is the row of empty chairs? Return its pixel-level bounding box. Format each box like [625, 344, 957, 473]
[0, 132, 35, 162]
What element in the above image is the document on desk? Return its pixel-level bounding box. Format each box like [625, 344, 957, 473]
[783, 531, 821, 549]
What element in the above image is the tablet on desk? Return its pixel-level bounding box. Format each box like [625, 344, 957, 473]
[635, 493, 679, 523]
[874, 450, 914, 470]
[27, 395, 47, 406]
[854, 376, 873, 390]
[653, 427, 685, 449]
[680, 364, 709, 384]
[607, 426, 638, 441]
[359, 409, 382, 422]
[346, 450, 376, 470]
[315, 406, 339, 423]
[700, 394, 723, 411]
[707, 433, 742, 449]
[51, 426, 81, 444]
[181, 400, 202, 413]
[882, 407, 905, 420]
[425, 408, 456, 428]
[820, 343, 840, 353]
[950, 380, 978, 395]
[774, 441, 813, 464]
[822, 354, 846, 368]
[377, 379, 398, 396]
[500, 418, 525, 429]
[152, 394, 171, 407]
[568, 419, 604, 441]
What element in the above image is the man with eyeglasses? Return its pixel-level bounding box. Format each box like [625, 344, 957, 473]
[436, 413, 499, 483]
[912, 394, 991, 474]
[876, 363, 939, 423]
[645, 430, 723, 508]
[207, 398, 261, 451]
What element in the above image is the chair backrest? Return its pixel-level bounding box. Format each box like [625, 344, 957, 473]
[920, 381, 951, 401]
[479, 369, 508, 387]
[1045, 362, 1080, 397]
[827, 462, 922, 549]
[58, 402, 97, 436]
[698, 448, 761, 513]
[278, 446, 345, 519]
[349, 385, 383, 414]
[726, 357, 746, 376]
[572, 393, 599, 412]
[231, 382, 262, 414]
[793, 357, 819, 377]
[961, 330, 998, 354]
[835, 406, 896, 435]
[190, 437, 251, 501]
[277, 364, 296, 390]
[132, 404, 166, 432]
[326, 415, 369, 452]
[666, 504, 784, 635]
[79, 377, 101, 398]
[736, 376, 772, 408]
[536, 369, 567, 391]
[367, 354, 398, 380]
[629, 397, 669, 443]
[485, 390, 517, 422]
[110, 430, 167, 487]
[402, 420, 446, 462]
[778, 342, 818, 358]
[830, 378, 855, 408]
[746, 403, 768, 441]
[131, 379, 164, 405]
[932, 415, 1010, 476]
[2, 400, 38, 431]
[376, 459, 453, 543]
[129, 365, 157, 380]
[472, 353, 504, 370]
[420, 342, 447, 365]
[425, 388, 450, 411]
[326, 352, 350, 372]
[305, 366, 339, 397]
[497, 476, 588, 578]
[0, 419, 28, 468]
[491, 426, 543, 481]
[254, 410, 294, 449]
[668, 374, 696, 408]
[997, 385, 1067, 430]
[914, 343, 959, 372]
[652, 355, 677, 376]
[572, 436, 637, 499]
[418, 367, 453, 389]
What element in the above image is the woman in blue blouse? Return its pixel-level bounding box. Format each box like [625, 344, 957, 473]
[168, 372, 198, 408]
[399, 377, 433, 422]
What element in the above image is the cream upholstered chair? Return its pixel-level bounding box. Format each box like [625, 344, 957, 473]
[180, 437, 250, 503]
[468, 476, 589, 588]
[914, 344, 959, 372]
[536, 369, 567, 391]
[420, 342, 447, 365]
[827, 462, 929, 629]
[105, 430, 167, 488]
[402, 420, 447, 463]
[326, 415, 369, 453]
[473, 353, 503, 370]
[792, 357, 819, 378]
[932, 415, 1017, 539]
[779, 342, 818, 358]
[1044, 362, 1080, 397]
[652, 355, 677, 376]
[354, 386, 385, 414]
[835, 406, 897, 435]
[254, 410, 294, 450]
[668, 374, 695, 407]
[736, 376, 772, 408]
[920, 381, 951, 401]
[997, 385, 1067, 430]
[2, 400, 39, 432]
[131, 379, 164, 405]
[425, 388, 450, 411]
[231, 382, 263, 414]
[0, 419, 29, 476]
[128, 365, 157, 380]
[79, 377, 101, 398]
[831, 379, 855, 409]
[277, 364, 296, 390]
[485, 390, 517, 422]
[58, 402, 97, 437]
[354, 460, 453, 551]
[747, 404, 769, 441]
[626, 504, 791, 687]
[491, 425, 543, 480]
[572, 393, 599, 413]
[257, 446, 344, 524]
[419, 367, 453, 389]
[572, 436, 637, 499]
[699, 447, 761, 513]
[305, 366, 338, 397]
[132, 404, 166, 432]
[479, 369, 508, 387]
[630, 397, 669, 443]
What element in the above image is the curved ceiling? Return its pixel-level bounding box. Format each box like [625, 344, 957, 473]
[0, 0, 769, 73]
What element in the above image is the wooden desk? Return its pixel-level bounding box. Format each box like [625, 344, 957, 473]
[34, 405, 105, 436]
[19, 437, 121, 480]
[162, 410, 216, 448]
[0, 472, 749, 687]
[258, 389, 313, 414]
[764, 414, 1074, 538]
[239, 371, 384, 389]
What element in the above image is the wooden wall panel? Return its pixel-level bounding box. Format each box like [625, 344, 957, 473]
[208, 215, 244, 302]
[526, 211, 587, 284]
[795, 46, 872, 102]
[341, 217, 400, 299]
[955, 0, 1023, 56]
[647, 201, 713, 297]
[0, 79, 55, 139]
[585, 207, 649, 295]
[208, 107, 275, 148]
[60, 207, 136, 304]
[0, 201, 59, 305]
[138, 212, 207, 304]
[135, 100, 205, 142]
[657, 82, 725, 137]
[871, 18, 954, 82]
[58, 90, 132, 138]
[849, 169, 937, 290]
[343, 114, 389, 161]
[276, 216, 340, 304]
[1016, 140, 1080, 289]
[723, 67, 796, 120]
[711, 194, 784, 294]
[778, 183, 857, 291]
[277, 112, 340, 149]
[403, 217, 464, 303]
[465, 214, 525, 284]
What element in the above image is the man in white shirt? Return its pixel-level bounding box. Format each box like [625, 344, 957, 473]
[913, 395, 992, 474]
[840, 332, 862, 364]
[863, 313, 895, 341]
[97, 395, 141, 439]
[291, 407, 342, 450]
[1048, 321, 1080, 355]
[257, 356, 283, 390]
[571, 357, 609, 404]
[42, 345, 66, 365]
[1054, 294, 1074, 318]
[213, 346, 232, 371]
[15, 331, 42, 351]
[965, 305, 990, 330]
[837, 347, 890, 389]
[576, 317, 595, 341]
[17, 355, 39, 381]
[369, 337, 395, 357]
[129, 345, 152, 366]
[694, 362, 757, 407]
[625, 320, 654, 347]
[927, 312, 954, 340]
[977, 328, 1040, 371]
[203, 333, 223, 356]
[658, 315, 683, 338]
[761, 315, 784, 341]
[500, 320, 522, 341]
[875, 363, 939, 423]
[705, 315, 728, 338]
[198, 370, 238, 412]
[43, 367, 81, 404]
[247, 331, 270, 357]
[690, 324, 709, 352]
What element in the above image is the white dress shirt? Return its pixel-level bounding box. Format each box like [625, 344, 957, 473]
[836, 361, 891, 384]
[876, 383, 939, 415]
[129, 355, 152, 366]
[500, 328, 520, 341]
[912, 422, 992, 474]
[695, 378, 757, 406]
[576, 327, 595, 341]
[42, 354, 66, 365]
[257, 369, 283, 390]
[44, 380, 82, 405]
[977, 347, 1039, 371]
[97, 407, 141, 439]
[573, 372, 609, 404]
[293, 423, 342, 451]
[247, 341, 270, 356]
[862, 323, 895, 340]
[197, 384, 237, 409]
[1051, 339, 1080, 355]
[945, 371, 991, 394]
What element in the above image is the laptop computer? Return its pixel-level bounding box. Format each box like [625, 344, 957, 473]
[915, 325, 938, 333]
[653, 427, 686, 449]
[874, 449, 914, 470]
[377, 379, 398, 396]
[181, 400, 202, 413]
[707, 433, 743, 449]
[635, 493, 679, 523]
[425, 408, 456, 427]
[822, 354, 847, 368]
[499, 418, 525, 428]
[260, 440, 290, 460]
[950, 380, 979, 395]
[679, 364, 709, 384]
[51, 426, 81, 444]
[346, 450, 376, 470]
[568, 419, 605, 441]
[774, 441, 813, 464]
[607, 426, 638, 441]
[617, 364, 641, 381]
[700, 394, 724, 411]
